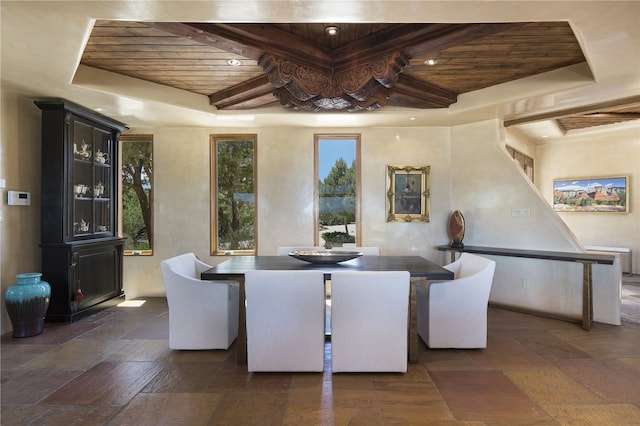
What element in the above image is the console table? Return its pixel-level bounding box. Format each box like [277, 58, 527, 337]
[437, 245, 616, 331]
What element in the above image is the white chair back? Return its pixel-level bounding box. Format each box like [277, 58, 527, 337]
[330, 270, 410, 372]
[244, 270, 326, 372]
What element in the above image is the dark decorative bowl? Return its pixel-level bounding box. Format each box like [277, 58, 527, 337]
[289, 250, 363, 264]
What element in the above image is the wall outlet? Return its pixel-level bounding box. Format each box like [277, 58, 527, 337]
[522, 279, 530, 289]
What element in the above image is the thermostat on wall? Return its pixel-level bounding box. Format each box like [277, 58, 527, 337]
[7, 190, 31, 206]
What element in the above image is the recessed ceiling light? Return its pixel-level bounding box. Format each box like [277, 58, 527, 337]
[227, 59, 241, 66]
[325, 26, 339, 36]
[409, 117, 416, 121]
[424, 58, 438, 66]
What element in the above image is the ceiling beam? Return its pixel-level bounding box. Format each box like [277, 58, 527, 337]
[332, 23, 523, 71]
[504, 95, 640, 127]
[147, 22, 265, 60]
[149, 22, 333, 70]
[392, 74, 458, 108]
[209, 74, 275, 109]
[557, 112, 640, 131]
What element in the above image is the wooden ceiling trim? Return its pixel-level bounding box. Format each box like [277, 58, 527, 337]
[94, 60, 259, 71]
[150, 23, 334, 70]
[146, 22, 266, 61]
[557, 112, 640, 131]
[210, 23, 333, 64]
[83, 48, 233, 57]
[330, 23, 522, 71]
[504, 96, 640, 127]
[225, 93, 278, 110]
[401, 23, 525, 58]
[209, 74, 273, 107]
[274, 87, 390, 112]
[392, 74, 458, 108]
[271, 23, 396, 49]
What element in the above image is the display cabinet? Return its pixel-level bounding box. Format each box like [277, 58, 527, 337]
[36, 99, 128, 322]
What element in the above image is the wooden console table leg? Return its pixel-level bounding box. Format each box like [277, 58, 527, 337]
[579, 261, 594, 331]
[408, 277, 419, 363]
[237, 276, 247, 364]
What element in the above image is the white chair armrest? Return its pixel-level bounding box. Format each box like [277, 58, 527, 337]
[444, 257, 462, 276]
[194, 257, 213, 274]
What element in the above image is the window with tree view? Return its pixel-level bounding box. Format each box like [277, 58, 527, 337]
[211, 134, 256, 255]
[315, 134, 360, 248]
[120, 135, 153, 255]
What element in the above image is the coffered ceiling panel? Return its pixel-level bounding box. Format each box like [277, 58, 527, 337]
[79, 19, 640, 129]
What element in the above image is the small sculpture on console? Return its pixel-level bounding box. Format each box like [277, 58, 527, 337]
[448, 210, 465, 248]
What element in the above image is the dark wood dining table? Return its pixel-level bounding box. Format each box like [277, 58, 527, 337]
[201, 255, 454, 364]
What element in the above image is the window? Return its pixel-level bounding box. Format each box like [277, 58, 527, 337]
[314, 134, 361, 248]
[211, 134, 257, 255]
[120, 134, 153, 255]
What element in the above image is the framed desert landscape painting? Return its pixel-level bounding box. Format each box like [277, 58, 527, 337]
[553, 176, 628, 213]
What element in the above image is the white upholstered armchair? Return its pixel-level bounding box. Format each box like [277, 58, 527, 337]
[416, 253, 496, 349]
[160, 253, 239, 350]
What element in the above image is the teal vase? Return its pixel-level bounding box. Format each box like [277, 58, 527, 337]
[5, 272, 51, 338]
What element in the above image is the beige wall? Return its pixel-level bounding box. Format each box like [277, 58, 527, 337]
[1, 92, 43, 333]
[452, 121, 580, 250]
[535, 127, 639, 275]
[1, 95, 630, 334]
[454, 121, 620, 324]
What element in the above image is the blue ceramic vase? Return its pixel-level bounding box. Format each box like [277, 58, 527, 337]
[5, 272, 51, 338]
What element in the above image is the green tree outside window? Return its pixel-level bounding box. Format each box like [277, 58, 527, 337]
[211, 135, 257, 254]
[121, 135, 153, 254]
[315, 135, 360, 247]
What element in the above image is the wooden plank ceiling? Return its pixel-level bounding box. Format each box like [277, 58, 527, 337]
[80, 21, 640, 129]
[556, 102, 640, 131]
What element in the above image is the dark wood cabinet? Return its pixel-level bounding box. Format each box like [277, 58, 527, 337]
[36, 99, 128, 322]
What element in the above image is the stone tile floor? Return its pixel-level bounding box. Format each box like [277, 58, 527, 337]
[622, 274, 640, 324]
[2, 284, 640, 425]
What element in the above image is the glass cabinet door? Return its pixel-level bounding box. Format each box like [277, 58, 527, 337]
[72, 120, 113, 240]
[93, 127, 112, 236]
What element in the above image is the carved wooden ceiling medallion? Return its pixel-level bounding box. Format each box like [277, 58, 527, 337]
[260, 52, 408, 111]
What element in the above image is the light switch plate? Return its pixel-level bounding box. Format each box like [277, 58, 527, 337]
[511, 208, 531, 218]
[8, 190, 31, 206]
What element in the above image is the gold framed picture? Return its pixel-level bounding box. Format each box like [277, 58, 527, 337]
[386, 165, 430, 222]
